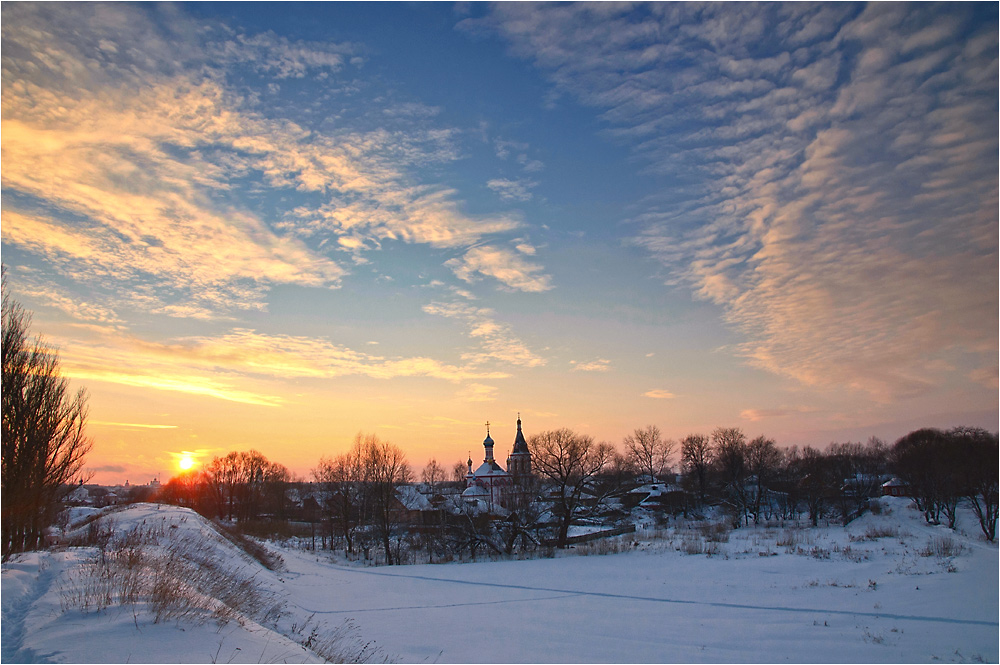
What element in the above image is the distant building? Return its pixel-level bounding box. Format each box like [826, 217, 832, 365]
[462, 416, 533, 513]
[881, 477, 909, 497]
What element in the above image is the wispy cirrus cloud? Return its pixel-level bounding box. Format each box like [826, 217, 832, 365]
[740, 407, 816, 423]
[446, 245, 552, 293]
[468, 3, 998, 401]
[54, 326, 512, 406]
[90, 421, 179, 430]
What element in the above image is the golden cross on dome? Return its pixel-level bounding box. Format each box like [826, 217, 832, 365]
[485, 420, 490, 436]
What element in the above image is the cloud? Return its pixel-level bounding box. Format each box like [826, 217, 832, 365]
[739, 407, 815, 422]
[216, 31, 360, 79]
[446, 245, 553, 292]
[1, 3, 540, 324]
[571, 359, 612, 372]
[88, 465, 127, 474]
[487, 178, 538, 201]
[298, 185, 522, 250]
[459, 383, 499, 402]
[67, 367, 285, 407]
[473, 3, 998, 401]
[643, 389, 675, 400]
[423, 301, 546, 368]
[52, 323, 516, 406]
[90, 422, 179, 429]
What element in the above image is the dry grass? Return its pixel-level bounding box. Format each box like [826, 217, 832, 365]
[921, 535, 963, 558]
[212, 519, 285, 571]
[289, 616, 393, 663]
[850, 525, 899, 542]
[60, 521, 284, 627]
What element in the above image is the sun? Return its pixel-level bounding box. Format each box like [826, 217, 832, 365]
[177, 453, 196, 472]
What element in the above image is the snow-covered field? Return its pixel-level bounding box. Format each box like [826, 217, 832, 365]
[3, 498, 996, 663]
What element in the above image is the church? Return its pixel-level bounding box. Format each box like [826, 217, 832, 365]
[462, 416, 532, 512]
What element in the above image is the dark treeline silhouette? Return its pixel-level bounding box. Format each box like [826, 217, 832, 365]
[149, 423, 998, 566]
[672, 425, 997, 541]
[892, 427, 998, 540]
[159, 433, 411, 565]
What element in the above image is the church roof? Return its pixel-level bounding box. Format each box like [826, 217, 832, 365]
[475, 460, 507, 477]
[511, 416, 529, 455]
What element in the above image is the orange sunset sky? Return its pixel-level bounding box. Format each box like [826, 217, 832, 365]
[2, 2, 996, 484]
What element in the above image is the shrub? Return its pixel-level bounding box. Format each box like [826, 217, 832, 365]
[680, 536, 705, 555]
[698, 522, 731, 543]
[921, 536, 963, 558]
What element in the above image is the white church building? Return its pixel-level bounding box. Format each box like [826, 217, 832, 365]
[462, 416, 533, 512]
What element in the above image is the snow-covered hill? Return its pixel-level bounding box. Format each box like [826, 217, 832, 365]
[1, 504, 372, 664]
[2, 498, 997, 663]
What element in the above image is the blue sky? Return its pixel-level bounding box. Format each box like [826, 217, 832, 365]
[2, 2, 996, 483]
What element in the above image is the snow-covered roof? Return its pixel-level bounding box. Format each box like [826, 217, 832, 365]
[67, 486, 91, 503]
[474, 460, 507, 477]
[462, 485, 490, 498]
[396, 485, 433, 511]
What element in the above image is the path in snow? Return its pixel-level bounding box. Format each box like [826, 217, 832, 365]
[1, 552, 60, 664]
[308, 564, 996, 628]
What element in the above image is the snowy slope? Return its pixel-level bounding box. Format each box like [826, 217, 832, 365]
[2, 498, 997, 663]
[2, 504, 325, 664]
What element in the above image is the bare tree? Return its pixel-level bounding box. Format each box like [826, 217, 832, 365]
[745, 435, 782, 524]
[201, 450, 287, 522]
[680, 434, 712, 507]
[829, 438, 889, 525]
[2, 272, 92, 559]
[623, 425, 675, 481]
[358, 433, 410, 565]
[796, 446, 834, 527]
[421, 458, 444, 492]
[712, 427, 749, 526]
[950, 426, 998, 541]
[314, 444, 365, 554]
[451, 460, 468, 484]
[530, 428, 613, 548]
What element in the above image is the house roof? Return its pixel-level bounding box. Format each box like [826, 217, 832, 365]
[396, 485, 433, 511]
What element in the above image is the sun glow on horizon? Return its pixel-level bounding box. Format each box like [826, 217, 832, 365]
[176, 452, 198, 472]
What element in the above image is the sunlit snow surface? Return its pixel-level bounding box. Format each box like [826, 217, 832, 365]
[3, 499, 997, 663]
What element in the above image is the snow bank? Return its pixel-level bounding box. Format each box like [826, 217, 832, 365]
[1, 504, 322, 664]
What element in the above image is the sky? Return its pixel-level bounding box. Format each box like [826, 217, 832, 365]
[1, 2, 997, 485]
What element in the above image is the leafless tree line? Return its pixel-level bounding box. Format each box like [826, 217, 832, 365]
[312, 433, 411, 565]
[2, 269, 92, 560]
[673, 425, 998, 541]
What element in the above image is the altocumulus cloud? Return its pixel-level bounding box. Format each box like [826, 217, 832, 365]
[468, 3, 998, 401]
[1, 3, 537, 323]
